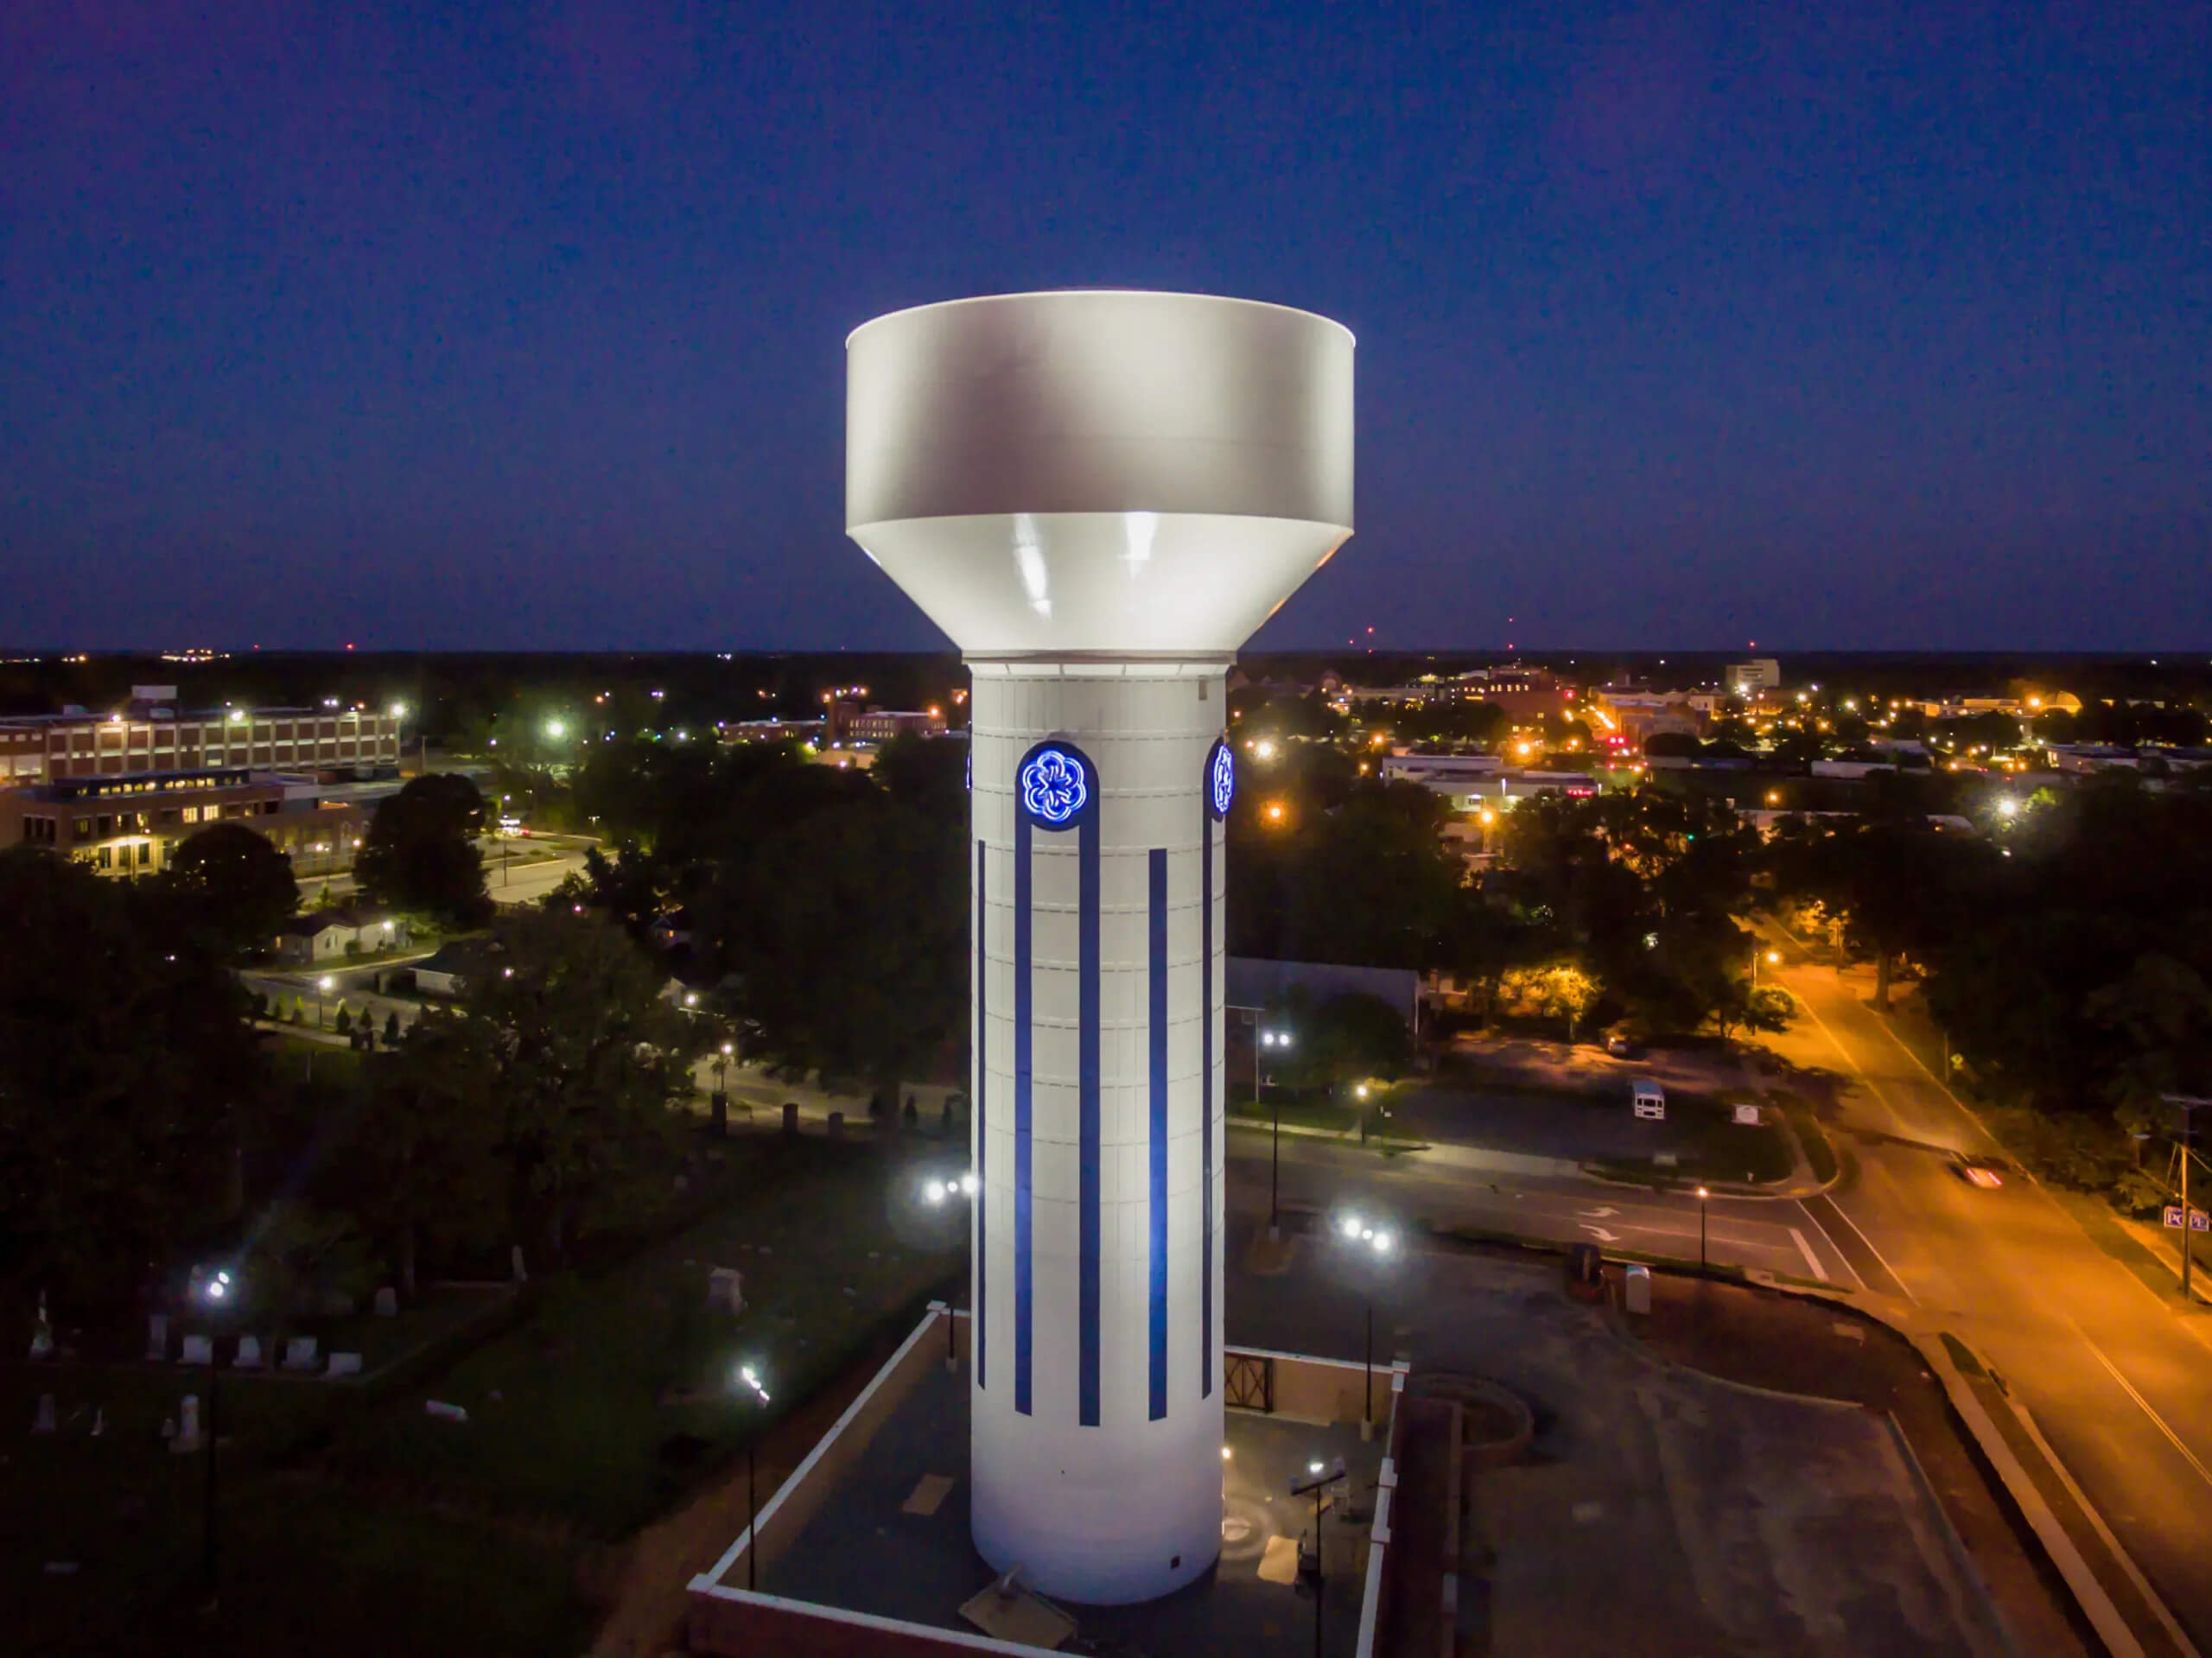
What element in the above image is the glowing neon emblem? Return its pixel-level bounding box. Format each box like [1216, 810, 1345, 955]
[1020, 747, 1089, 825]
[1208, 741, 1235, 819]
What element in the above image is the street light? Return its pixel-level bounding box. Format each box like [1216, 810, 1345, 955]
[315, 974, 334, 1028]
[1290, 1454, 1345, 1658]
[735, 1362, 772, 1591]
[2163, 1095, 2208, 1305]
[921, 1171, 980, 1363]
[1260, 1025, 1294, 1234]
[195, 1267, 235, 1605]
[1695, 1186, 1710, 1276]
[544, 718, 569, 740]
[1336, 1213, 1396, 1436]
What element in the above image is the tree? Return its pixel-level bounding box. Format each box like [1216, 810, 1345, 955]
[0, 848, 260, 1309]
[237, 1202, 378, 1318]
[721, 788, 966, 1111]
[354, 772, 493, 926]
[156, 822, 299, 958]
[466, 909, 702, 1260]
[339, 1013, 510, 1294]
[1232, 779, 1465, 969]
[1304, 992, 1414, 1083]
[1498, 962, 1600, 1041]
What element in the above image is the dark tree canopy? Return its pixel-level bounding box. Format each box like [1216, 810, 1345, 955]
[0, 848, 262, 1307]
[1230, 778, 1465, 970]
[156, 820, 299, 958]
[465, 908, 702, 1257]
[354, 772, 493, 926]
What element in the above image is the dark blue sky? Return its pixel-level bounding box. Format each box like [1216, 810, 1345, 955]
[3, 1, 2206, 653]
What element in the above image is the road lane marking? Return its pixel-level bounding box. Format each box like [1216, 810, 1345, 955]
[2073, 1324, 2212, 1493]
[1788, 1226, 1828, 1282]
[1999, 1380, 2203, 1658]
[1781, 975, 1914, 1137]
[1803, 1192, 1916, 1304]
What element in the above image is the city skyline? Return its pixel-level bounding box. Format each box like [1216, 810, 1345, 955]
[3, 2, 2207, 652]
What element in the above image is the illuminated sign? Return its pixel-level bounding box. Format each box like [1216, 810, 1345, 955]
[1020, 746, 1089, 826]
[1207, 740, 1235, 819]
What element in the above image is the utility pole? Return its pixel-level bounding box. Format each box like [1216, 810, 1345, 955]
[2164, 1095, 2209, 1305]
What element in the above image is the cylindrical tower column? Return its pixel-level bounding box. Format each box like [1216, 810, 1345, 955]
[846, 289, 1352, 1604]
[968, 659, 1232, 1602]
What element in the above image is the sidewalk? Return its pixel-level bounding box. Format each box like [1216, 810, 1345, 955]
[1622, 1272, 2075, 1657]
[1228, 1098, 1835, 1201]
[1713, 1271, 2199, 1658]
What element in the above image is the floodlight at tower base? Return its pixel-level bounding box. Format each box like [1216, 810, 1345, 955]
[846, 290, 1354, 1604]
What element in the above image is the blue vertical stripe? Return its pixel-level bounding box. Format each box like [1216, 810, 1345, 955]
[1014, 813, 1033, 1417]
[1200, 817, 1213, 1399]
[1077, 816, 1102, 1427]
[975, 837, 987, 1390]
[1147, 848, 1169, 1421]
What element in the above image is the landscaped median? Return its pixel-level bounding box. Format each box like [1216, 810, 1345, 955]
[1227, 1076, 1842, 1206]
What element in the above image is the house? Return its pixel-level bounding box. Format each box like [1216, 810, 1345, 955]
[410, 937, 502, 999]
[273, 906, 410, 963]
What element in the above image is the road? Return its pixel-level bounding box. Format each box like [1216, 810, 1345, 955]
[1756, 926, 2212, 1654]
[1226, 1131, 1855, 1287]
[286, 835, 593, 910]
[479, 835, 593, 906]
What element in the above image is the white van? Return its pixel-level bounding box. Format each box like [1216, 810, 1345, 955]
[1630, 1080, 1666, 1121]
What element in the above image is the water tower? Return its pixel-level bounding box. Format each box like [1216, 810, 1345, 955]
[846, 290, 1354, 1604]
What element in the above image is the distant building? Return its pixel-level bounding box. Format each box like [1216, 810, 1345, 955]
[1380, 753, 1505, 788]
[1592, 690, 1706, 750]
[0, 767, 369, 878]
[273, 906, 410, 963]
[823, 700, 949, 743]
[411, 937, 505, 999]
[1726, 659, 1782, 697]
[1391, 764, 1599, 812]
[720, 717, 824, 746]
[1224, 956, 1421, 1032]
[0, 704, 400, 785]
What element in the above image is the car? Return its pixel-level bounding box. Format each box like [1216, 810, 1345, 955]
[1605, 1034, 1637, 1058]
[1949, 1154, 2005, 1189]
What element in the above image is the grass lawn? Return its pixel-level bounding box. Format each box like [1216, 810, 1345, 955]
[1227, 1096, 1361, 1135]
[1587, 1091, 1796, 1186]
[257, 1032, 365, 1087]
[9, 1135, 963, 1656]
[1774, 1091, 1840, 1185]
[326, 1135, 963, 1536]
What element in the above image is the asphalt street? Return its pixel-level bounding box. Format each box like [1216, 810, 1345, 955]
[1757, 927, 2212, 1655]
[1225, 1131, 1853, 1286]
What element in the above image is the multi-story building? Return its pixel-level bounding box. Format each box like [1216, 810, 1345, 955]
[824, 700, 949, 743]
[0, 700, 400, 785]
[1726, 658, 1782, 697]
[0, 767, 370, 878]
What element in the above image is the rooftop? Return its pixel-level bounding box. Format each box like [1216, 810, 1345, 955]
[690, 1312, 1393, 1656]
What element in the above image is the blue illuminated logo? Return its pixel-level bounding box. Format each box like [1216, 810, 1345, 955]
[1208, 740, 1235, 820]
[1020, 747, 1089, 826]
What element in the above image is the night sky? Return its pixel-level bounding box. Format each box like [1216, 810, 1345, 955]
[3, 2, 2206, 654]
